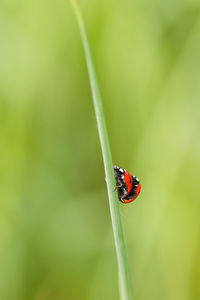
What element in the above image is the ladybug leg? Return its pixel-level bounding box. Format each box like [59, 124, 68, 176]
[121, 191, 129, 200]
[113, 184, 123, 192]
[120, 197, 125, 203]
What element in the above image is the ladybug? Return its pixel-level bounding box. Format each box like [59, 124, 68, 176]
[114, 165, 141, 204]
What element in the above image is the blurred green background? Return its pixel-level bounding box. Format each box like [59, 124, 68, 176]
[0, 0, 200, 299]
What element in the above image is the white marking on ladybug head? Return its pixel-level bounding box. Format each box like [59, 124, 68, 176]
[136, 177, 139, 182]
[119, 168, 123, 173]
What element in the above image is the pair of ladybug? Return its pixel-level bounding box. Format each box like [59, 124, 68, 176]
[114, 166, 141, 204]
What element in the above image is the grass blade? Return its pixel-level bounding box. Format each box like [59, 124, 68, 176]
[69, 1, 133, 299]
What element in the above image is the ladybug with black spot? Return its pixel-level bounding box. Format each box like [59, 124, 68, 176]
[114, 165, 141, 204]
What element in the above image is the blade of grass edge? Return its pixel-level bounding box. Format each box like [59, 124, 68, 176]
[69, 1, 133, 299]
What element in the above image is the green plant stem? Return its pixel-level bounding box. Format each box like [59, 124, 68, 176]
[69, 1, 133, 299]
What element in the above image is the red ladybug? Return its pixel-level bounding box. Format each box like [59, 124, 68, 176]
[114, 165, 141, 204]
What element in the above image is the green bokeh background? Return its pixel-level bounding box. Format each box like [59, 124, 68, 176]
[1, 0, 200, 299]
